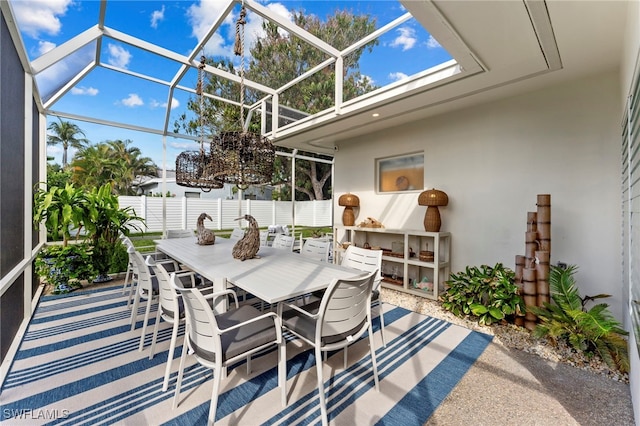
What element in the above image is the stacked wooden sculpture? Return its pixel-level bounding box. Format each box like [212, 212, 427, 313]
[232, 214, 260, 261]
[514, 194, 551, 330]
[196, 213, 216, 245]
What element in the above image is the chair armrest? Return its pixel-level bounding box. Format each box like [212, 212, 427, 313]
[217, 311, 282, 338]
[277, 301, 318, 319]
[174, 270, 197, 287]
[203, 289, 239, 309]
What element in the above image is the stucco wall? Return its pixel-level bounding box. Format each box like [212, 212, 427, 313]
[334, 71, 623, 321]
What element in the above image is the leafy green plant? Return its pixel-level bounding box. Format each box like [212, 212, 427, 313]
[35, 244, 95, 293]
[529, 265, 629, 373]
[84, 184, 144, 281]
[441, 263, 525, 326]
[108, 241, 129, 274]
[33, 183, 89, 246]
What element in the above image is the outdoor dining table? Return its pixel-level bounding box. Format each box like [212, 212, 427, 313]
[154, 236, 363, 310]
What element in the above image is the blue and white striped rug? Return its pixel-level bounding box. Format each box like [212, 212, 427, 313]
[1, 285, 492, 425]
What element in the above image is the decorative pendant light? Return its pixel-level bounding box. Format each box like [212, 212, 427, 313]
[176, 55, 223, 191]
[210, 4, 275, 190]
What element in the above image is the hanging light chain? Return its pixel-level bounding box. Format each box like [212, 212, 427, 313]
[234, 5, 247, 130]
[198, 55, 206, 154]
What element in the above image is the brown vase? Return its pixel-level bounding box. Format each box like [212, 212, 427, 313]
[342, 206, 355, 226]
[423, 206, 442, 232]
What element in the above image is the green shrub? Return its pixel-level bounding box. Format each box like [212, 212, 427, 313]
[529, 265, 629, 373]
[35, 243, 96, 294]
[109, 241, 129, 274]
[441, 263, 525, 326]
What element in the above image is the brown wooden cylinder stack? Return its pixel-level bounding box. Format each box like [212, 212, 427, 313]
[522, 267, 538, 330]
[527, 212, 537, 232]
[515, 194, 551, 329]
[515, 255, 525, 290]
[535, 250, 550, 306]
[536, 194, 551, 252]
[525, 231, 539, 268]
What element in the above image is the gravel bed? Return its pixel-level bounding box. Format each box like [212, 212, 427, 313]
[381, 287, 630, 384]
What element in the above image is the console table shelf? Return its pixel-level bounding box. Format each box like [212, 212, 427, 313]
[334, 227, 451, 300]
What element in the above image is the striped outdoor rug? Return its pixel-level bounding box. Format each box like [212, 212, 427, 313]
[1, 285, 492, 425]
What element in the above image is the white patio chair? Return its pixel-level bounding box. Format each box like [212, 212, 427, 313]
[120, 235, 134, 296]
[128, 246, 179, 351]
[165, 229, 194, 239]
[259, 230, 271, 246]
[171, 273, 286, 425]
[277, 270, 379, 426]
[272, 234, 295, 251]
[300, 238, 331, 262]
[341, 245, 386, 347]
[229, 228, 245, 240]
[146, 256, 198, 391]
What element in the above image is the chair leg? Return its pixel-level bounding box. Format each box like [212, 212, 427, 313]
[378, 300, 386, 348]
[209, 364, 223, 426]
[122, 266, 131, 295]
[343, 347, 348, 369]
[162, 320, 180, 392]
[173, 341, 189, 409]
[368, 323, 380, 391]
[246, 354, 252, 375]
[315, 346, 329, 426]
[149, 307, 162, 360]
[130, 291, 140, 331]
[127, 278, 137, 308]
[279, 339, 287, 407]
[138, 296, 153, 351]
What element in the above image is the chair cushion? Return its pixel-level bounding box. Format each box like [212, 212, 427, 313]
[282, 301, 366, 345]
[191, 305, 277, 363]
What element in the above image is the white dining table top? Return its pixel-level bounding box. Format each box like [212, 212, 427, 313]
[155, 237, 362, 304]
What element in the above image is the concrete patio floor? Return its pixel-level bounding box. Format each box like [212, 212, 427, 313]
[426, 341, 635, 425]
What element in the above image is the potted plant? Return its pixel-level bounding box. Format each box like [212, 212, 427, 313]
[33, 183, 95, 293]
[84, 184, 144, 282]
[34, 243, 95, 293]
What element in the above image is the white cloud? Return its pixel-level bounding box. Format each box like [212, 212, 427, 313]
[426, 35, 441, 49]
[71, 86, 99, 96]
[187, 1, 293, 58]
[390, 27, 417, 51]
[150, 98, 180, 110]
[107, 43, 132, 68]
[37, 41, 57, 56]
[389, 72, 409, 82]
[11, 0, 72, 38]
[170, 141, 198, 150]
[121, 94, 144, 107]
[151, 5, 165, 29]
[187, 0, 235, 56]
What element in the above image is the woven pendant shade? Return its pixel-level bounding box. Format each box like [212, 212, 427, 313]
[175, 150, 223, 190]
[210, 131, 275, 189]
[176, 55, 223, 190]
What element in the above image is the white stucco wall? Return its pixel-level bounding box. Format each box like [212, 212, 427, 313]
[334, 71, 624, 321]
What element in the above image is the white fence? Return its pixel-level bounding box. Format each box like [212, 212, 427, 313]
[118, 196, 333, 232]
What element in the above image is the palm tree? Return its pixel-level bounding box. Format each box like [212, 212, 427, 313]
[70, 139, 157, 195]
[47, 119, 89, 167]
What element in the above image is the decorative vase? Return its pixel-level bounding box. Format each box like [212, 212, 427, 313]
[338, 193, 359, 226]
[418, 189, 449, 232]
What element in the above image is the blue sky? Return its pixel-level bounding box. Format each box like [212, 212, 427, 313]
[10, 0, 451, 169]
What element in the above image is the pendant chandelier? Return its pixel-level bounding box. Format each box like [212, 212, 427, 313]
[175, 55, 223, 190]
[210, 4, 275, 190]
